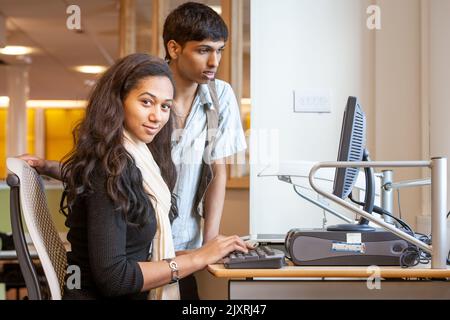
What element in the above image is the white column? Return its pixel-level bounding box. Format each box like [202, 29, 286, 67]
[157, 0, 169, 59]
[34, 108, 46, 158]
[6, 64, 29, 158]
[119, 0, 136, 58]
[0, 13, 6, 48]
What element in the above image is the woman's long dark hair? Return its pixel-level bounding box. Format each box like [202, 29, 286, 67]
[61, 53, 177, 224]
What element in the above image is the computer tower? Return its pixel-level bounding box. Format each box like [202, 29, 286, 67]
[285, 228, 410, 266]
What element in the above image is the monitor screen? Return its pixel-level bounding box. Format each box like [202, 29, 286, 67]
[328, 96, 375, 232]
[332, 96, 366, 200]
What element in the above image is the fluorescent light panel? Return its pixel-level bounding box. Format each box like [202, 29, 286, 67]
[1, 97, 249, 109]
[0, 45, 34, 55]
[0, 97, 87, 108]
[74, 65, 107, 74]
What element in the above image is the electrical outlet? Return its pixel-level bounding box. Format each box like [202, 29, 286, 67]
[293, 89, 332, 113]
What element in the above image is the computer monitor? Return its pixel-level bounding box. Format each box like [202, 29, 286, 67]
[327, 96, 376, 232]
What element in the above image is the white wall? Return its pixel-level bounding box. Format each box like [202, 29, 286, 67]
[372, 0, 450, 230]
[250, 0, 447, 234]
[250, 0, 374, 234]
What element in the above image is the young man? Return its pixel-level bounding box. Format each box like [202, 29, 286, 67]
[164, 1, 246, 250]
[163, 2, 247, 298]
[20, 1, 246, 300]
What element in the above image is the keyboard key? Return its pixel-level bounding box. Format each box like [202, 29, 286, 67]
[255, 248, 266, 257]
[243, 251, 259, 260]
[262, 246, 275, 256]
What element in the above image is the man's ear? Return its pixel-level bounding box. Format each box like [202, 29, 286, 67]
[167, 40, 181, 60]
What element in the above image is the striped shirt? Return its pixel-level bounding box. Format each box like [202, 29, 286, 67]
[171, 79, 247, 250]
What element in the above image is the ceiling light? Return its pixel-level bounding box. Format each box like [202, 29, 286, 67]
[0, 96, 9, 107]
[74, 65, 107, 74]
[0, 45, 34, 55]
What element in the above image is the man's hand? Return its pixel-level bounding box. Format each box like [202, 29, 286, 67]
[17, 154, 62, 180]
[18, 154, 48, 175]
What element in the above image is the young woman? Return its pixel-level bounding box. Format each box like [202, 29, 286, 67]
[60, 53, 248, 300]
[19, 2, 248, 301]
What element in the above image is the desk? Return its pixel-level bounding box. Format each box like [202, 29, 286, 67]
[0, 233, 70, 299]
[0, 251, 38, 300]
[0, 250, 38, 261]
[0, 232, 69, 262]
[208, 263, 450, 299]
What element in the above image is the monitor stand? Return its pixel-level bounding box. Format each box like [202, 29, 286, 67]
[327, 149, 376, 232]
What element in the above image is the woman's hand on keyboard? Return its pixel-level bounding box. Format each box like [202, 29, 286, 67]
[192, 235, 249, 268]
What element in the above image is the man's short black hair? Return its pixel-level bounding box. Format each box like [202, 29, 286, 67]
[163, 2, 229, 61]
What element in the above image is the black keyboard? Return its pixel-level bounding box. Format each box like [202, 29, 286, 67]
[223, 245, 286, 269]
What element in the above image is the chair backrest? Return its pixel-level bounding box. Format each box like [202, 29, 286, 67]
[6, 158, 67, 300]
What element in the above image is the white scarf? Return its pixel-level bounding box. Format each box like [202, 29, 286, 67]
[123, 130, 180, 300]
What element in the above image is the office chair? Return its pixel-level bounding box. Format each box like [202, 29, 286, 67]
[6, 158, 67, 300]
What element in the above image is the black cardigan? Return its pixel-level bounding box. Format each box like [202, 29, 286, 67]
[62, 171, 157, 300]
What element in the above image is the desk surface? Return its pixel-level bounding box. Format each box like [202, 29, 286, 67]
[208, 262, 450, 279]
[0, 232, 70, 262]
[0, 249, 40, 261]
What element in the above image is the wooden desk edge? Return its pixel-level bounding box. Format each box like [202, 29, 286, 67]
[207, 264, 450, 279]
